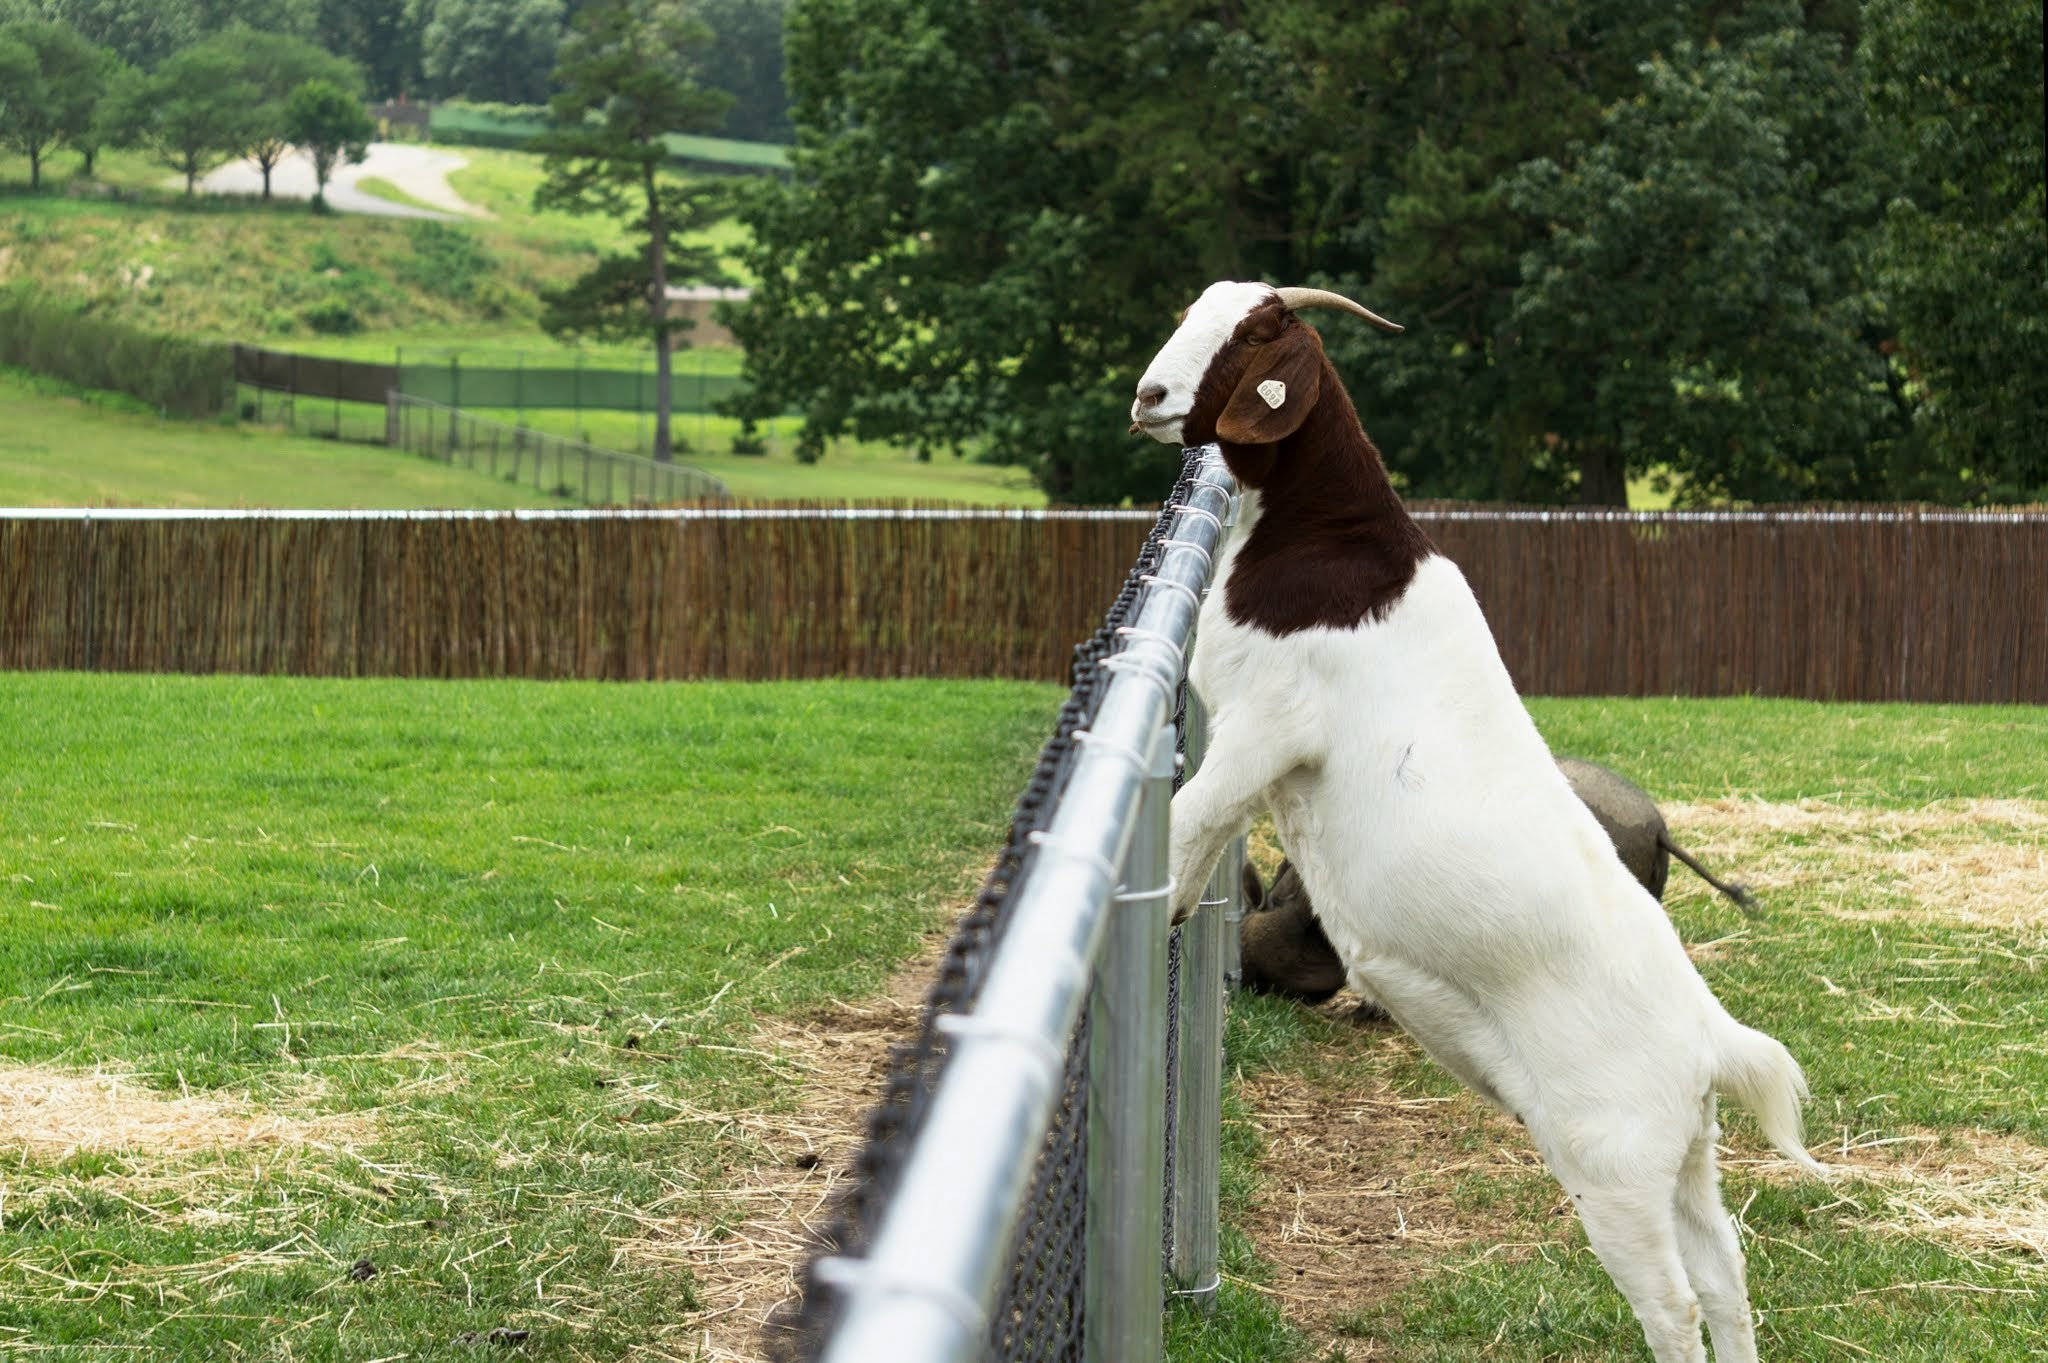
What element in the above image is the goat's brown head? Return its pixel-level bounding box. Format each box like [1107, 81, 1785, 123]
[1129, 282, 1401, 449]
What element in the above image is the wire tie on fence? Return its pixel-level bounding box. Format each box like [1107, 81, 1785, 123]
[1099, 654, 1180, 718]
[1071, 726, 1152, 776]
[1113, 623, 1185, 657]
[1157, 537, 1215, 574]
[1170, 1273, 1224, 1299]
[1168, 502, 1224, 536]
[1112, 876, 1175, 906]
[1197, 895, 1230, 909]
[933, 1012, 1068, 1088]
[1024, 829, 1121, 884]
[809, 1257, 988, 1339]
[1139, 573, 1203, 612]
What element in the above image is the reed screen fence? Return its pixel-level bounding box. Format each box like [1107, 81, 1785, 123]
[3, 508, 2043, 702]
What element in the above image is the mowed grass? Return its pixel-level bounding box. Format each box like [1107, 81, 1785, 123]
[0, 672, 1063, 1358]
[1177, 697, 2048, 1362]
[0, 371, 579, 509]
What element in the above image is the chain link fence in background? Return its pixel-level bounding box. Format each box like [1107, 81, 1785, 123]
[388, 394, 728, 504]
[776, 446, 1241, 1363]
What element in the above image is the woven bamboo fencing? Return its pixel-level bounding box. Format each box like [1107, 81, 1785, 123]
[3, 508, 2044, 700]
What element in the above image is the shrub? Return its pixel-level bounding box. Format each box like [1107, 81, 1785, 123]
[300, 297, 363, 335]
[0, 286, 233, 417]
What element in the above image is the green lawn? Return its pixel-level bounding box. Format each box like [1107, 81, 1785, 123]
[3, 677, 2042, 1359]
[0, 672, 1063, 1359]
[1179, 697, 2048, 1362]
[0, 371, 578, 509]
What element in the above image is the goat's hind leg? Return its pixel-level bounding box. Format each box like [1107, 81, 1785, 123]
[1559, 1177, 1709, 1363]
[1672, 1100, 1759, 1363]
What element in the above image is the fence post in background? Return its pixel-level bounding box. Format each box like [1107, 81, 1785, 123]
[385, 390, 399, 447]
[1084, 720, 1175, 1363]
[1172, 690, 1234, 1311]
[449, 357, 461, 449]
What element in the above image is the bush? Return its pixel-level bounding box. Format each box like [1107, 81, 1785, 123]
[300, 297, 363, 335]
[398, 221, 496, 302]
[0, 287, 234, 417]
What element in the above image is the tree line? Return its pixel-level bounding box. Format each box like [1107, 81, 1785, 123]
[729, 0, 2046, 507]
[0, 17, 376, 200]
[0, 0, 791, 142]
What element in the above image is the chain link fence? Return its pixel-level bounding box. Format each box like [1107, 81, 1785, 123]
[773, 445, 1241, 1363]
[388, 394, 729, 504]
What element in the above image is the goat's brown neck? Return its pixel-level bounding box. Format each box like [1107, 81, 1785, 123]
[1218, 359, 1435, 635]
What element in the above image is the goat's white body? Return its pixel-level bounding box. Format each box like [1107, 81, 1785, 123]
[1174, 493, 1818, 1363]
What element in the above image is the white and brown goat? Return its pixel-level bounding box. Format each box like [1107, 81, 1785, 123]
[1132, 281, 1821, 1363]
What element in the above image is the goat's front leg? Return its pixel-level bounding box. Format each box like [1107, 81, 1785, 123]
[1169, 708, 1309, 923]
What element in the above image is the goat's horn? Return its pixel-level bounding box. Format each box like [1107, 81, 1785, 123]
[1275, 286, 1403, 334]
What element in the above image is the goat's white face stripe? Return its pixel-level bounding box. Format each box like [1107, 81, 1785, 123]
[1131, 280, 1274, 445]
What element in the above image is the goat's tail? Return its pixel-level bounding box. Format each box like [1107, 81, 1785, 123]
[1713, 1020, 1827, 1173]
[1659, 832, 1760, 916]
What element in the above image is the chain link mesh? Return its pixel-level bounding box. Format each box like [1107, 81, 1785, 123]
[776, 448, 1211, 1362]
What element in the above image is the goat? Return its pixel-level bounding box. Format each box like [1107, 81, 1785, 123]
[1556, 757, 1757, 911]
[1131, 280, 1822, 1363]
[1243, 757, 1759, 1005]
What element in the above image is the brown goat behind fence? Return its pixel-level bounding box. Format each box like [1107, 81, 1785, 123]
[2, 508, 2043, 702]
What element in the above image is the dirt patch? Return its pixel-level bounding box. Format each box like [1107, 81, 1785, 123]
[619, 938, 943, 1363]
[1237, 1010, 1572, 1354]
[1664, 799, 2048, 931]
[0, 1065, 367, 1162]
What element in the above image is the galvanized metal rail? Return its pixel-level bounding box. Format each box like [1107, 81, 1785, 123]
[812, 445, 1239, 1363]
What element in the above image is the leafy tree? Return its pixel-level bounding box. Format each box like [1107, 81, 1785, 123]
[0, 18, 105, 187]
[231, 27, 361, 198]
[1863, 0, 2047, 503]
[418, 0, 564, 104]
[1502, 12, 1895, 505]
[110, 35, 261, 194]
[732, 0, 1683, 501]
[34, 0, 200, 68]
[533, 0, 732, 462]
[284, 76, 372, 207]
[690, 0, 788, 143]
[316, 0, 422, 100]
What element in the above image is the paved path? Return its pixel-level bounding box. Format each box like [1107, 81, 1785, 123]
[193, 143, 492, 220]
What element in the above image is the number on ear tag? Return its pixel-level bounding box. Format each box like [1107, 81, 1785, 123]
[1257, 379, 1286, 410]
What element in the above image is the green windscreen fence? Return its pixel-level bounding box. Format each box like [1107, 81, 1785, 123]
[396, 361, 750, 413]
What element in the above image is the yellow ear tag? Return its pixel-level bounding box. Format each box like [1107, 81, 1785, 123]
[1257, 379, 1286, 410]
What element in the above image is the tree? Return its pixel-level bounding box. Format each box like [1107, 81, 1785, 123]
[112, 35, 261, 195]
[36, 0, 201, 68]
[1502, 11, 1896, 505]
[690, 0, 788, 143]
[532, 0, 733, 463]
[419, 0, 564, 104]
[1863, 0, 2047, 503]
[0, 18, 105, 188]
[231, 27, 361, 199]
[284, 76, 372, 207]
[316, 0, 422, 100]
[732, 0, 1682, 502]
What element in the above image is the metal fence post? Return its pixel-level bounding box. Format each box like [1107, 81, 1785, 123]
[1084, 720, 1176, 1363]
[1171, 690, 1232, 1311]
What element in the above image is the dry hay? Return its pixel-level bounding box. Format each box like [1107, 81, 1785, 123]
[0, 1066, 381, 1305]
[1663, 798, 2048, 931]
[616, 940, 941, 1363]
[0, 1065, 367, 1163]
[1777, 1128, 2048, 1276]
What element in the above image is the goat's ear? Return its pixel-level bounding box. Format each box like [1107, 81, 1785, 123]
[1241, 861, 1265, 912]
[1217, 327, 1322, 445]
